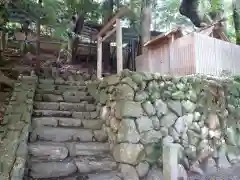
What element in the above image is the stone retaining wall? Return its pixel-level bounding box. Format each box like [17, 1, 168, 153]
[87, 70, 240, 179]
[0, 75, 37, 180]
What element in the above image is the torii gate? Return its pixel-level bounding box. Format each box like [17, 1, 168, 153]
[94, 7, 130, 79]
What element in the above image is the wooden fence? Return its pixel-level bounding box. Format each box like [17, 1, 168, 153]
[136, 32, 240, 76]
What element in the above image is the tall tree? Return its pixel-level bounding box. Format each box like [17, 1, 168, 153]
[138, 0, 152, 54]
[233, 0, 240, 44]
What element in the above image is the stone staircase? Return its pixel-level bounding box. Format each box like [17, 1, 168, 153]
[26, 78, 121, 180]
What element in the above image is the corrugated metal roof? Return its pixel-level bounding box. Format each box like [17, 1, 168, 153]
[144, 21, 230, 48]
[144, 27, 183, 47]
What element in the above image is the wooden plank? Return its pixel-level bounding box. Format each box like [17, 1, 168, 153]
[116, 18, 123, 74]
[101, 27, 117, 42]
[97, 37, 102, 79]
[96, 7, 129, 39]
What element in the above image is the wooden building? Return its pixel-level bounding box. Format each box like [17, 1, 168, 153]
[136, 23, 240, 76]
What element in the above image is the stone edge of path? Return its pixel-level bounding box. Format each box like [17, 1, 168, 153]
[0, 75, 38, 180]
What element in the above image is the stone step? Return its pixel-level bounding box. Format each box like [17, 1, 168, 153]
[87, 171, 122, 180]
[37, 84, 86, 93]
[55, 171, 121, 180]
[74, 156, 118, 173]
[28, 156, 117, 179]
[26, 171, 122, 180]
[34, 102, 96, 112]
[39, 79, 86, 86]
[32, 117, 104, 130]
[28, 159, 78, 179]
[28, 142, 110, 160]
[30, 126, 107, 142]
[33, 110, 99, 119]
[35, 92, 94, 102]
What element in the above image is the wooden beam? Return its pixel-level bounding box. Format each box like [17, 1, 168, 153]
[101, 27, 117, 42]
[116, 18, 123, 74]
[95, 7, 130, 39]
[97, 37, 102, 79]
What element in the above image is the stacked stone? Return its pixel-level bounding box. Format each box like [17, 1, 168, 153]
[38, 66, 97, 81]
[224, 77, 240, 165]
[0, 75, 37, 180]
[88, 70, 234, 179]
[27, 75, 122, 180]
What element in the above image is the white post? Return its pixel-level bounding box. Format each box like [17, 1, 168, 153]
[163, 143, 179, 180]
[97, 36, 102, 79]
[116, 18, 123, 74]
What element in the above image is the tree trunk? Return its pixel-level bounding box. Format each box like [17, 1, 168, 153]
[141, 0, 151, 53]
[233, 0, 240, 45]
[179, 0, 204, 27]
[72, 14, 85, 63]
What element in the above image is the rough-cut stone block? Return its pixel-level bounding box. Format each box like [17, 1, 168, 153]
[33, 127, 93, 142]
[113, 143, 144, 165]
[120, 164, 139, 180]
[29, 161, 77, 178]
[82, 120, 104, 129]
[33, 110, 72, 117]
[34, 94, 42, 101]
[135, 116, 153, 133]
[100, 106, 110, 120]
[42, 94, 63, 102]
[136, 161, 150, 178]
[146, 166, 164, 180]
[34, 102, 59, 110]
[57, 85, 85, 92]
[63, 91, 88, 102]
[85, 104, 96, 111]
[55, 80, 85, 86]
[28, 142, 68, 160]
[74, 156, 117, 173]
[87, 171, 121, 180]
[59, 102, 85, 111]
[160, 112, 178, 128]
[92, 129, 107, 142]
[10, 157, 26, 179]
[38, 84, 55, 90]
[117, 118, 140, 143]
[90, 111, 99, 119]
[39, 79, 54, 84]
[67, 142, 109, 156]
[32, 117, 58, 127]
[58, 118, 82, 127]
[72, 112, 92, 119]
[140, 130, 162, 144]
[115, 101, 143, 118]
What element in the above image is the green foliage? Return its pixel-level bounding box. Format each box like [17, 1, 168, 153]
[0, 0, 239, 45]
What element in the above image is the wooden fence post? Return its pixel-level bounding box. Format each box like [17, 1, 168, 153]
[116, 18, 123, 74]
[163, 143, 179, 180]
[97, 37, 102, 79]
